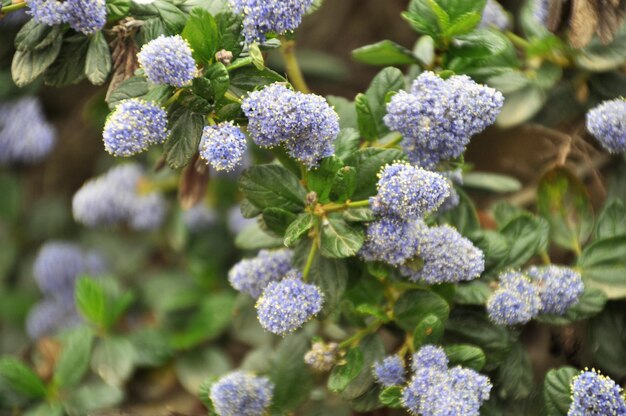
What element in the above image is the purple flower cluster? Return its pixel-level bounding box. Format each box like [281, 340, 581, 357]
[242, 83, 340, 168]
[0, 97, 56, 165]
[103, 99, 169, 157]
[402, 345, 492, 416]
[586, 99, 626, 154]
[533, 0, 549, 25]
[384, 72, 503, 169]
[360, 218, 428, 266]
[228, 249, 293, 298]
[210, 371, 274, 416]
[373, 355, 407, 387]
[527, 265, 584, 315]
[27, 0, 106, 34]
[138, 35, 196, 87]
[255, 271, 323, 335]
[568, 370, 626, 415]
[72, 163, 167, 230]
[199, 122, 247, 172]
[229, 0, 314, 43]
[479, 0, 510, 30]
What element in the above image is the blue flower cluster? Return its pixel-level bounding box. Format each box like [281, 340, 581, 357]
[371, 162, 451, 219]
[568, 370, 626, 415]
[138, 35, 196, 87]
[487, 270, 541, 325]
[373, 355, 406, 388]
[400, 225, 485, 284]
[103, 99, 169, 157]
[0, 97, 56, 165]
[182, 202, 217, 231]
[228, 249, 293, 298]
[27, 241, 106, 339]
[438, 170, 463, 213]
[27, 0, 106, 34]
[384, 72, 504, 169]
[360, 218, 428, 266]
[72, 163, 167, 230]
[229, 0, 314, 43]
[527, 265, 584, 315]
[586, 99, 626, 154]
[255, 271, 323, 335]
[210, 371, 274, 416]
[532, 0, 549, 25]
[479, 0, 510, 30]
[241, 83, 340, 168]
[304, 342, 340, 372]
[402, 345, 492, 416]
[199, 122, 247, 172]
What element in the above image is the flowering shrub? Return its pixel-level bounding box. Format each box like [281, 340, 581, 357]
[1, 0, 626, 415]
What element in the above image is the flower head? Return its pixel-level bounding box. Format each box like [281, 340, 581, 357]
[304, 342, 339, 372]
[65, 0, 106, 34]
[479, 0, 510, 30]
[72, 163, 167, 230]
[568, 370, 626, 416]
[241, 83, 339, 168]
[228, 249, 293, 299]
[103, 99, 168, 157]
[27, 0, 71, 26]
[0, 97, 56, 165]
[210, 371, 274, 416]
[411, 345, 449, 373]
[26, 299, 82, 340]
[371, 162, 450, 219]
[400, 224, 485, 284]
[360, 218, 427, 266]
[229, 0, 314, 43]
[586, 99, 626, 154]
[138, 35, 196, 87]
[256, 271, 323, 335]
[527, 265, 584, 315]
[487, 270, 541, 325]
[199, 122, 247, 172]
[384, 72, 503, 168]
[373, 355, 406, 387]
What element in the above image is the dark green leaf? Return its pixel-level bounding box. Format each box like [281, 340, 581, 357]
[182, 7, 218, 63]
[463, 172, 522, 193]
[500, 214, 545, 268]
[164, 107, 204, 169]
[498, 343, 533, 400]
[328, 348, 364, 393]
[238, 164, 306, 212]
[355, 93, 378, 140]
[319, 216, 364, 258]
[14, 20, 62, 51]
[589, 303, 626, 377]
[154, 0, 187, 34]
[437, 188, 480, 236]
[379, 386, 403, 408]
[140, 18, 169, 43]
[0, 357, 46, 399]
[578, 236, 626, 298]
[269, 332, 313, 413]
[11, 36, 62, 87]
[106, 0, 131, 20]
[229, 66, 285, 94]
[262, 207, 297, 236]
[216, 12, 244, 58]
[444, 344, 486, 371]
[543, 367, 577, 416]
[454, 280, 492, 305]
[333, 128, 361, 160]
[308, 156, 344, 203]
[85, 31, 112, 85]
[284, 213, 315, 247]
[538, 287, 607, 325]
[309, 250, 348, 312]
[413, 314, 444, 348]
[205, 62, 229, 101]
[339, 335, 384, 400]
[345, 148, 406, 200]
[330, 166, 357, 202]
[471, 230, 510, 273]
[53, 326, 94, 388]
[0, 174, 20, 223]
[106, 76, 149, 109]
[352, 40, 418, 66]
[393, 290, 450, 332]
[44, 34, 89, 87]
[364, 67, 404, 137]
[595, 198, 626, 240]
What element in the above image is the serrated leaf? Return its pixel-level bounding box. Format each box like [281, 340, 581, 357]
[106, 0, 131, 20]
[444, 344, 486, 371]
[577, 236, 626, 298]
[328, 347, 364, 393]
[53, 326, 94, 388]
[345, 148, 406, 200]
[182, 7, 218, 63]
[238, 164, 306, 212]
[262, 207, 297, 236]
[85, 31, 112, 85]
[106, 76, 149, 109]
[12, 36, 63, 87]
[379, 386, 403, 408]
[164, 107, 204, 169]
[284, 213, 315, 247]
[0, 357, 47, 399]
[352, 40, 418, 66]
[14, 20, 62, 51]
[500, 214, 545, 268]
[413, 314, 444, 348]
[595, 198, 626, 240]
[543, 367, 577, 416]
[393, 290, 449, 332]
[319, 216, 364, 258]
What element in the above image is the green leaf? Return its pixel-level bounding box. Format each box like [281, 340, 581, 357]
[444, 11, 481, 36]
[379, 386, 403, 408]
[364, 67, 404, 137]
[308, 156, 344, 203]
[0, 174, 20, 223]
[11, 35, 63, 87]
[182, 7, 218, 63]
[205, 62, 230, 101]
[537, 167, 593, 252]
[543, 367, 577, 416]
[24, 403, 64, 416]
[228, 66, 286, 94]
[355, 93, 378, 140]
[437, 188, 480, 236]
[106, 0, 131, 20]
[319, 216, 364, 258]
[393, 290, 450, 332]
[262, 207, 297, 236]
[339, 335, 384, 400]
[44, 34, 89, 87]
[284, 213, 315, 247]
[589, 303, 626, 377]
[413, 314, 444, 348]
[216, 12, 244, 58]
[85, 31, 112, 85]
[538, 287, 607, 325]
[53, 326, 94, 388]
[333, 128, 361, 160]
[343, 207, 375, 223]
[153, 0, 187, 34]
[330, 166, 357, 203]
[106, 76, 149, 109]
[449, 29, 509, 58]
[65, 382, 124, 413]
[76, 277, 107, 328]
[238, 164, 307, 212]
[444, 344, 486, 371]
[500, 214, 545, 268]
[463, 172, 522, 193]
[578, 236, 626, 298]
[498, 343, 533, 400]
[164, 107, 204, 169]
[0, 357, 47, 399]
[308, 250, 348, 312]
[14, 20, 62, 51]
[352, 40, 418, 66]
[471, 230, 510, 273]
[454, 280, 492, 305]
[235, 221, 284, 250]
[328, 348, 364, 393]
[91, 337, 137, 387]
[595, 198, 626, 240]
[345, 148, 406, 200]
[128, 328, 172, 367]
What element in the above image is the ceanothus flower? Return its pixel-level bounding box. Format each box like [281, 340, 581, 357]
[373, 355, 406, 387]
[228, 249, 293, 299]
[103, 99, 169, 157]
[229, 0, 315, 43]
[72, 163, 167, 230]
[399, 225, 485, 284]
[0, 97, 56, 165]
[411, 344, 449, 373]
[241, 83, 340, 168]
[586, 99, 626, 154]
[527, 265, 584, 315]
[27, 0, 71, 26]
[449, 366, 492, 404]
[533, 0, 549, 25]
[479, 0, 510, 30]
[360, 218, 428, 266]
[65, 0, 106, 34]
[384, 72, 503, 168]
[209, 371, 274, 416]
[371, 162, 450, 219]
[138, 35, 196, 87]
[487, 270, 541, 325]
[304, 342, 339, 372]
[182, 202, 217, 231]
[25, 299, 83, 340]
[199, 122, 247, 172]
[256, 271, 323, 335]
[568, 370, 626, 416]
